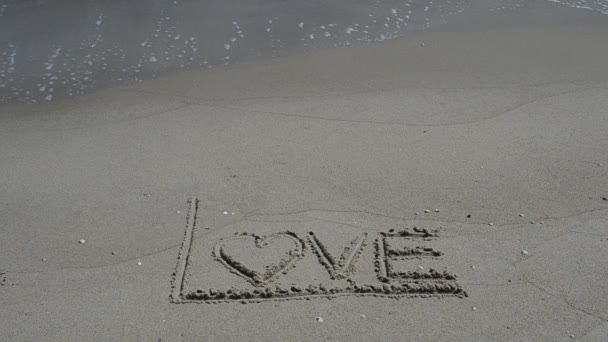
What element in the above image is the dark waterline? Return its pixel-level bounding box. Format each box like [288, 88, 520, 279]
[0, 0, 606, 104]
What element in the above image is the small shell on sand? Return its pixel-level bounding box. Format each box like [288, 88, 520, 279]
[434, 209, 440, 212]
[137, 261, 142, 266]
[223, 211, 228, 215]
[79, 239, 86, 244]
[316, 317, 324, 323]
[488, 223, 493, 226]
[519, 214, 525, 217]
[424, 209, 430, 213]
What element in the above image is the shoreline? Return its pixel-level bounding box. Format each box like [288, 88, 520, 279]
[1, 6, 608, 341]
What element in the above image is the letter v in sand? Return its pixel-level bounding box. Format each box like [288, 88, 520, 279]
[307, 231, 368, 279]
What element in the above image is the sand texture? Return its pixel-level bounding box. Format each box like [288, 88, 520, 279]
[1, 6, 608, 342]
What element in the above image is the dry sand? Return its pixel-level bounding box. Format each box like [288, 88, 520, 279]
[1, 8, 608, 342]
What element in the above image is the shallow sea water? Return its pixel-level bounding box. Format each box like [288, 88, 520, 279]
[0, 0, 606, 104]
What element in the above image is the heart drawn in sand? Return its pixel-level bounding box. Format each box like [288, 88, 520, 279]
[214, 231, 305, 286]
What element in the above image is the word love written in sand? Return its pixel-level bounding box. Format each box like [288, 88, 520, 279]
[171, 199, 466, 304]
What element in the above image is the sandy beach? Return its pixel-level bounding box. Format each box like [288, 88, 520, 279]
[1, 1, 608, 341]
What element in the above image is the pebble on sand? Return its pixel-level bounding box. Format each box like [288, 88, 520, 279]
[424, 209, 430, 213]
[521, 250, 529, 256]
[79, 239, 86, 244]
[316, 317, 324, 323]
[434, 209, 440, 212]
[488, 223, 493, 226]
[519, 214, 525, 217]
[137, 261, 142, 266]
[223, 211, 228, 215]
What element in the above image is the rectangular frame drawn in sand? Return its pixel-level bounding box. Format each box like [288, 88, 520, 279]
[171, 197, 466, 304]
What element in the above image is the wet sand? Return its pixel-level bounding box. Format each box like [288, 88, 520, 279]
[1, 0, 607, 103]
[1, 2, 608, 341]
